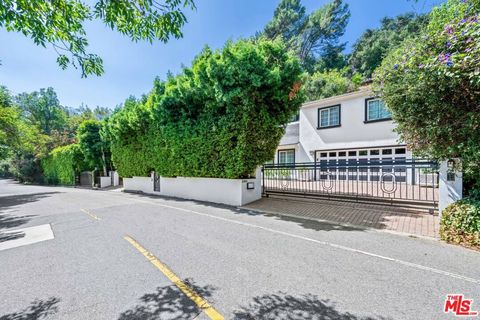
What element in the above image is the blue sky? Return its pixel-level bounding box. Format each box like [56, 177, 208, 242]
[0, 0, 442, 110]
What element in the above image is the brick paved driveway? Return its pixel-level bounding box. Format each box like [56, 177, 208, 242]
[243, 196, 439, 238]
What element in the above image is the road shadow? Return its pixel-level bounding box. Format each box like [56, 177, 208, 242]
[0, 297, 60, 320]
[118, 279, 217, 320]
[0, 192, 60, 213]
[233, 292, 390, 320]
[0, 231, 25, 243]
[0, 192, 60, 230]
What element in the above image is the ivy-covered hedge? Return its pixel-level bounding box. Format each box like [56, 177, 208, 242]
[440, 199, 480, 250]
[107, 39, 304, 179]
[41, 144, 85, 185]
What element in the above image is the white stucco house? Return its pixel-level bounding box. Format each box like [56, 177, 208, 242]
[274, 86, 411, 165]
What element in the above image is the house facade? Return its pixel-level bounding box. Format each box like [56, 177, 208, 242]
[275, 86, 411, 165]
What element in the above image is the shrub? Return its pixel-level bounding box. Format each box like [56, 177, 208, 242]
[41, 144, 85, 185]
[440, 199, 480, 250]
[374, 0, 480, 185]
[106, 38, 304, 179]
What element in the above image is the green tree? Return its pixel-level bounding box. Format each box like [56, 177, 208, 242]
[16, 87, 67, 135]
[374, 0, 480, 187]
[0, 0, 195, 77]
[261, 0, 350, 72]
[304, 69, 361, 101]
[0, 86, 39, 159]
[77, 119, 111, 176]
[350, 13, 428, 79]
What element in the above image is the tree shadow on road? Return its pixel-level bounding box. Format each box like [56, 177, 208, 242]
[0, 192, 60, 213]
[0, 297, 60, 320]
[118, 279, 217, 320]
[233, 292, 391, 320]
[0, 230, 25, 243]
[0, 192, 61, 230]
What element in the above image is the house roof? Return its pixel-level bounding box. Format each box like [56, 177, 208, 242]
[279, 122, 299, 146]
[301, 86, 372, 109]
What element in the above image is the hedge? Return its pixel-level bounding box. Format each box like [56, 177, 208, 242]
[41, 144, 85, 185]
[106, 38, 304, 179]
[440, 198, 480, 250]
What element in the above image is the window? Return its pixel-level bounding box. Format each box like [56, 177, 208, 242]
[320, 152, 327, 158]
[329, 152, 337, 157]
[395, 148, 406, 155]
[348, 151, 357, 157]
[318, 105, 340, 129]
[370, 149, 380, 156]
[359, 150, 368, 156]
[278, 149, 295, 164]
[365, 98, 391, 122]
[382, 149, 392, 155]
[339, 151, 346, 157]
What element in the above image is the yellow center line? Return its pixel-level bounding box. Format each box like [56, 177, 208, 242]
[124, 235, 224, 320]
[81, 208, 101, 220]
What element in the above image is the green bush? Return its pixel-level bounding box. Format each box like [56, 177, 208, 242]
[440, 199, 480, 250]
[106, 38, 304, 179]
[41, 144, 85, 185]
[374, 0, 480, 184]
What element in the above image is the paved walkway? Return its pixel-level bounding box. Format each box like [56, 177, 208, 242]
[243, 196, 440, 238]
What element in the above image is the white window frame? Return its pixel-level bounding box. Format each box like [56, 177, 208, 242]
[365, 98, 391, 122]
[317, 105, 341, 129]
[278, 149, 295, 164]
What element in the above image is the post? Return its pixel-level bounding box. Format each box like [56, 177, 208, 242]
[439, 159, 463, 215]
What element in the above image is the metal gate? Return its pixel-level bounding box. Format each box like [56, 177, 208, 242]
[262, 159, 439, 208]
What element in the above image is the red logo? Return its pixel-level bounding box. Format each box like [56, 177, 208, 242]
[444, 294, 478, 317]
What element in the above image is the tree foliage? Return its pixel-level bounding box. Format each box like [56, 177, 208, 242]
[106, 38, 304, 179]
[304, 69, 362, 101]
[261, 0, 350, 72]
[374, 0, 480, 184]
[77, 119, 111, 176]
[350, 13, 428, 79]
[0, 0, 195, 77]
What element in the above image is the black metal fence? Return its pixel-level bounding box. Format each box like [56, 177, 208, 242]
[262, 159, 439, 208]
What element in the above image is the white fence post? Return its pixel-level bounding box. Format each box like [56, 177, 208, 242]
[439, 159, 463, 215]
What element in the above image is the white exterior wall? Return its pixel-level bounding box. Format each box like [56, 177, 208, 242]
[122, 168, 261, 207]
[123, 176, 154, 194]
[300, 92, 398, 154]
[439, 159, 463, 214]
[99, 176, 112, 188]
[276, 88, 412, 162]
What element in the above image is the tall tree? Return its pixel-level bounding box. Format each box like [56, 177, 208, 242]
[350, 13, 428, 79]
[77, 119, 110, 176]
[261, 0, 350, 72]
[0, 0, 195, 77]
[16, 87, 67, 135]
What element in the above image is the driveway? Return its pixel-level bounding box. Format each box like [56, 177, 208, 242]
[0, 179, 479, 319]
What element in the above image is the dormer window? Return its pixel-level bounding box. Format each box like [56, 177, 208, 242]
[317, 105, 341, 129]
[365, 98, 391, 123]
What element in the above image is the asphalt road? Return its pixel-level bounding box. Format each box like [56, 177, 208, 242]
[0, 179, 479, 320]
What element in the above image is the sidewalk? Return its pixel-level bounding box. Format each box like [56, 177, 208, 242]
[242, 196, 440, 239]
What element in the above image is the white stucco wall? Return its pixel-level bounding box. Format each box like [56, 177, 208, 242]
[123, 176, 153, 194]
[123, 168, 261, 207]
[439, 160, 463, 214]
[99, 176, 112, 188]
[299, 90, 400, 155]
